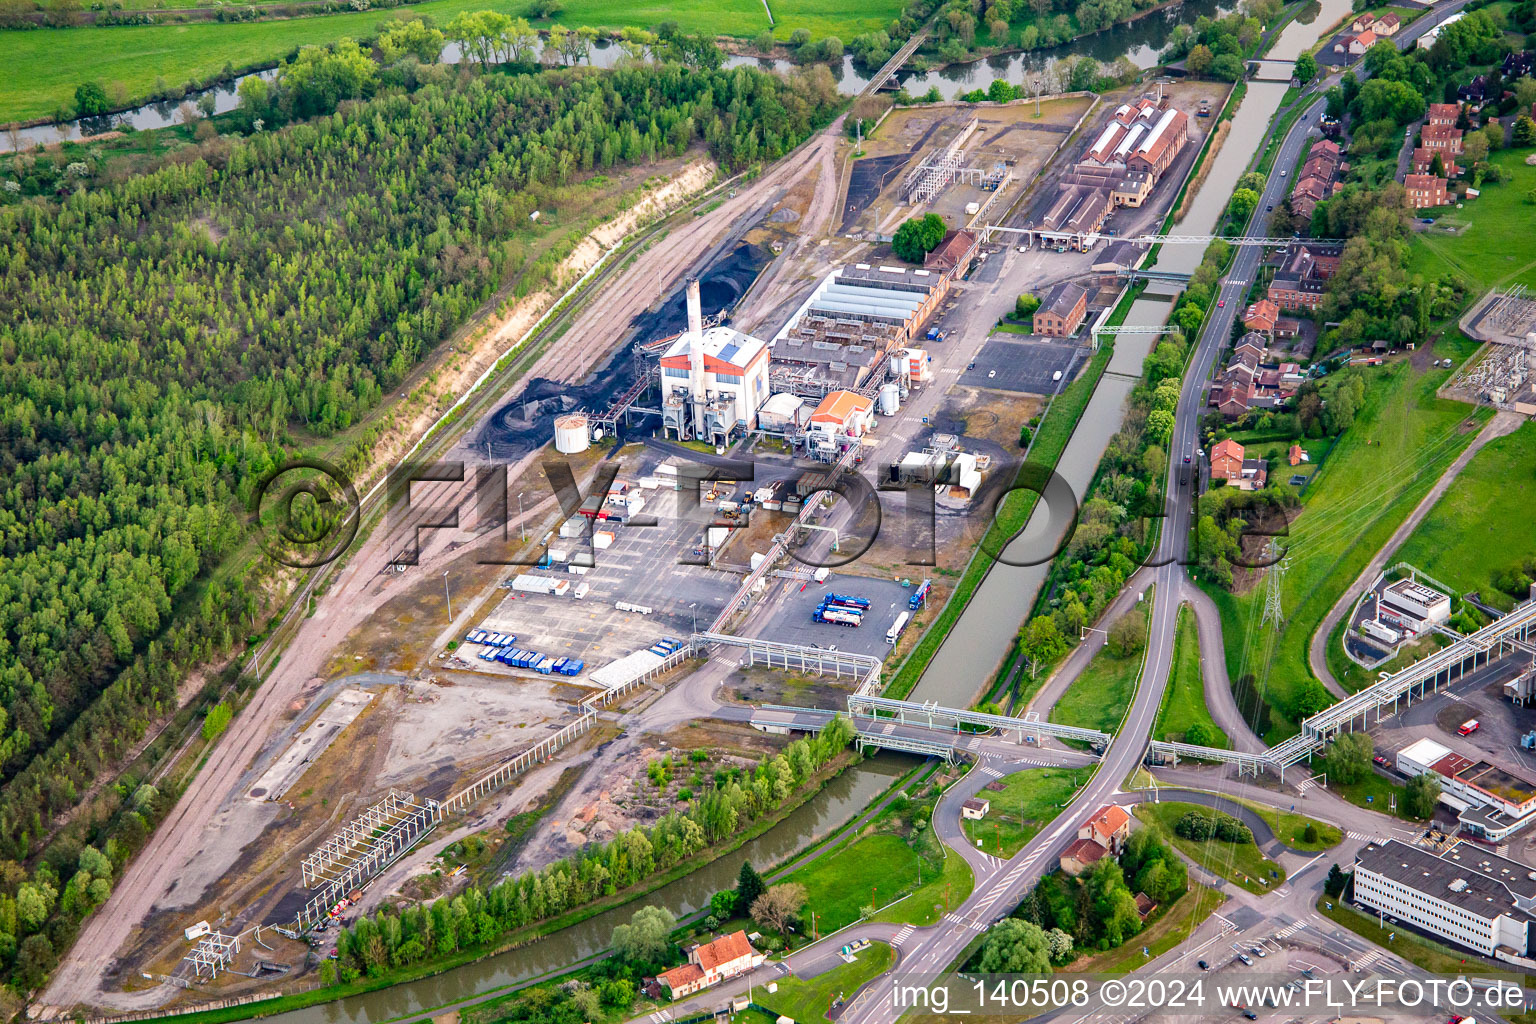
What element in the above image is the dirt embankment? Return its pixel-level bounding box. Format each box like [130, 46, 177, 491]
[1174, 119, 1230, 224]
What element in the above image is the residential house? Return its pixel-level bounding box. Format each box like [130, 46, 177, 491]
[1373, 12, 1401, 35]
[962, 797, 990, 820]
[1235, 458, 1269, 490]
[1275, 317, 1302, 339]
[1289, 444, 1307, 466]
[1348, 28, 1378, 55]
[1427, 102, 1461, 126]
[1348, 13, 1374, 33]
[1243, 298, 1280, 334]
[1209, 438, 1245, 480]
[1458, 75, 1491, 105]
[1405, 173, 1450, 209]
[1289, 139, 1343, 219]
[1503, 51, 1534, 78]
[1134, 892, 1158, 919]
[1059, 837, 1108, 877]
[1412, 146, 1459, 178]
[1211, 377, 1254, 418]
[1268, 243, 1341, 311]
[1288, 174, 1333, 221]
[1421, 122, 1465, 156]
[1034, 281, 1089, 337]
[1079, 805, 1132, 853]
[657, 932, 765, 999]
[1235, 333, 1268, 363]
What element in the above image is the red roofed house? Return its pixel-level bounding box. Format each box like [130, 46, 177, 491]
[1427, 102, 1460, 125]
[657, 931, 765, 999]
[1373, 12, 1400, 35]
[1289, 444, 1306, 466]
[1348, 28, 1378, 55]
[1079, 804, 1132, 853]
[1412, 146, 1459, 178]
[1059, 837, 1109, 877]
[1421, 123, 1464, 156]
[1244, 298, 1280, 333]
[1210, 438, 1245, 481]
[1405, 174, 1450, 209]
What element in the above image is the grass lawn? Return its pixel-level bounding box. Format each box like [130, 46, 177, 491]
[1153, 603, 1229, 747]
[868, 840, 973, 927]
[1409, 150, 1536, 295]
[1310, 752, 1422, 820]
[757, 941, 895, 1023]
[1316, 895, 1534, 982]
[960, 766, 1095, 857]
[1229, 796, 1341, 851]
[768, 0, 905, 40]
[1393, 420, 1536, 612]
[785, 834, 928, 934]
[1050, 595, 1151, 735]
[1062, 884, 1224, 973]
[1203, 357, 1489, 741]
[1135, 802, 1286, 896]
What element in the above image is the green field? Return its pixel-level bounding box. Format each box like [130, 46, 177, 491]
[756, 942, 895, 1023]
[1393, 420, 1536, 611]
[1409, 150, 1536, 295]
[1134, 802, 1286, 896]
[960, 766, 1094, 857]
[0, 0, 898, 124]
[785, 826, 974, 933]
[1311, 749, 1421, 819]
[1229, 796, 1341, 851]
[1050, 596, 1151, 735]
[1153, 603, 1229, 747]
[1205, 357, 1488, 741]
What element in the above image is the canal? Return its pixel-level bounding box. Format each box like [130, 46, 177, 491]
[259, 753, 911, 1024]
[908, 0, 1354, 706]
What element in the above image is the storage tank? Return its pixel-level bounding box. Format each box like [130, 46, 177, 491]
[554, 414, 591, 454]
[878, 383, 901, 416]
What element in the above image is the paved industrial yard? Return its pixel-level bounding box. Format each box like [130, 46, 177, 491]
[960, 336, 1085, 394]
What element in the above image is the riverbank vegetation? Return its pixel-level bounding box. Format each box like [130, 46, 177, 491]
[1049, 598, 1150, 736]
[332, 720, 855, 981]
[0, 54, 839, 995]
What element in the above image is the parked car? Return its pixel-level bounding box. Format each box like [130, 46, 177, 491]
[1238, 953, 1254, 966]
[1251, 947, 1265, 958]
[1198, 960, 1210, 971]
[1374, 755, 1389, 766]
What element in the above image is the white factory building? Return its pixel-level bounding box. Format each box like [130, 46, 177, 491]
[1378, 577, 1452, 632]
[659, 280, 771, 446]
[1395, 736, 1536, 840]
[1353, 839, 1536, 964]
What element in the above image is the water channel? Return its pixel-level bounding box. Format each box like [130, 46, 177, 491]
[258, 753, 910, 1024]
[2, 0, 1240, 152]
[909, 0, 1354, 705]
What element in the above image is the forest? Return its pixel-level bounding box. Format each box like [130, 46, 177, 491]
[0, 54, 839, 993]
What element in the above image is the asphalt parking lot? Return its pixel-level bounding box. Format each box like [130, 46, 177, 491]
[468, 486, 742, 674]
[751, 573, 916, 659]
[960, 337, 1083, 395]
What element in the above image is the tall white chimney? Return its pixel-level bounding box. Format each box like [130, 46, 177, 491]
[686, 278, 703, 337]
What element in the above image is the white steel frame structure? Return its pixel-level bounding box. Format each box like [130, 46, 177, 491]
[185, 932, 240, 979]
[297, 790, 440, 928]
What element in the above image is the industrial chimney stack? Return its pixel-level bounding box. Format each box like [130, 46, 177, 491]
[686, 278, 703, 337]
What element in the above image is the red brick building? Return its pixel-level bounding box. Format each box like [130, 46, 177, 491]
[1405, 173, 1450, 209]
[1033, 281, 1088, 337]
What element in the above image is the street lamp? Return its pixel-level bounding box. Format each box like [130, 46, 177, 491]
[690, 602, 698, 635]
[518, 491, 526, 542]
[443, 570, 453, 624]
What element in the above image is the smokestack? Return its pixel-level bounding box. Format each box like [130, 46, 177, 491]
[686, 278, 703, 336]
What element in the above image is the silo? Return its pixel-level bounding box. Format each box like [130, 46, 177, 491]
[553, 413, 591, 454]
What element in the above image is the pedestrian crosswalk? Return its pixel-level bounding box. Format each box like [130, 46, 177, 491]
[649, 1011, 673, 1023]
[1296, 778, 1318, 794]
[945, 912, 989, 933]
[980, 853, 1007, 870]
[978, 765, 1003, 779]
[1352, 949, 1389, 971]
[892, 925, 915, 946]
[1347, 830, 1376, 842]
[1273, 921, 1306, 940]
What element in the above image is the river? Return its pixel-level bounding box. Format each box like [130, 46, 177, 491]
[3, 0, 1243, 152]
[908, 0, 1354, 705]
[255, 753, 909, 1024]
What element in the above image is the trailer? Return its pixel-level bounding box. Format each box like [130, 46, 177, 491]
[815, 607, 863, 627]
[512, 574, 567, 596]
[536, 658, 556, 675]
[825, 593, 871, 610]
[886, 611, 911, 644]
[560, 659, 584, 676]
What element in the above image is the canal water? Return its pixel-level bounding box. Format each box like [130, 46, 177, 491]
[257, 753, 910, 1024]
[908, 0, 1354, 706]
[3, 0, 1239, 152]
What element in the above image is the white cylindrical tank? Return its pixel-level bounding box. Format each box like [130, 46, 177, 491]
[878, 383, 901, 416]
[553, 414, 590, 454]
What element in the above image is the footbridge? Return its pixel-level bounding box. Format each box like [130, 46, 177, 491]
[847, 694, 1112, 751]
[1147, 598, 1536, 777]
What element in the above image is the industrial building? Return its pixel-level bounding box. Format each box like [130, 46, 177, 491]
[1379, 578, 1452, 632]
[1033, 95, 1190, 249]
[1395, 737, 1536, 840]
[771, 265, 946, 389]
[806, 390, 875, 458]
[659, 280, 771, 445]
[1034, 282, 1089, 337]
[1353, 840, 1536, 964]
